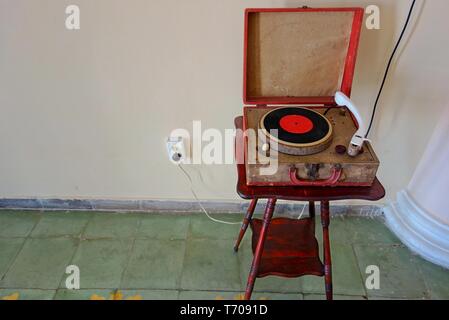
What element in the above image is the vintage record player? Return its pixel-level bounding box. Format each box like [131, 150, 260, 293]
[242, 7, 380, 187]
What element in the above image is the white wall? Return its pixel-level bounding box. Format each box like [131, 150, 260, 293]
[0, 0, 448, 202]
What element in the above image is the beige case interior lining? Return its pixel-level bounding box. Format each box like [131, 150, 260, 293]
[246, 11, 354, 99]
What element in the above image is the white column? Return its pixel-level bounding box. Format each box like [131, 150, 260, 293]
[384, 105, 449, 268]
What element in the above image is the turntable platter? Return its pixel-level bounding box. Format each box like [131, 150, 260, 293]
[259, 107, 333, 156]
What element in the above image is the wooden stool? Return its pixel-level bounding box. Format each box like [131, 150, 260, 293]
[233, 116, 385, 300]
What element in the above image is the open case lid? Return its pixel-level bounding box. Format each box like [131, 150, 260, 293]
[244, 7, 364, 105]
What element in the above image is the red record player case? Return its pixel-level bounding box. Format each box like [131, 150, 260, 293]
[241, 7, 379, 187]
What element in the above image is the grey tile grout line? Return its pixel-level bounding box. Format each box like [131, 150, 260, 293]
[0, 287, 406, 300]
[0, 212, 43, 283]
[350, 243, 428, 300]
[1, 288, 367, 299]
[174, 216, 194, 299]
[0, 283, 434, 299]
[350, 243, 369, 299]
[234, 212, 245, 293]
[0, 287, 297, 294]
[408, 252, 432, 299]
[177, 290, 304, 299]
[0, 277, 433, 298]
[177, 216, 193, 292]
[20, 234, 210, 241]
[116, 215, 143, 291]
[54, 212, 94, 296]
[0, 239, 28, 283]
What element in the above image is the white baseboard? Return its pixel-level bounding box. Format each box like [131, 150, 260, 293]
[0, 198, 382, 217]
[384, 190, 449, 269]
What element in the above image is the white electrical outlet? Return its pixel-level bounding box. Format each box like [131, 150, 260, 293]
[166, 136, 186, 164]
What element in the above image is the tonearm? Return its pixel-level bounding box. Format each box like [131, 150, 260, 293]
[334, 91, 370, 157]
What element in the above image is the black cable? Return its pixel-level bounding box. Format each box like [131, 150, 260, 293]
[365, 0, 417, 137]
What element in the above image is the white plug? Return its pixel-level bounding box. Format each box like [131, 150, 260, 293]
[166, 136, 186, 164]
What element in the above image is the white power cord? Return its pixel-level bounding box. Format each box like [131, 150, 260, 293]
[297, 203, 306, 220]
[177, 164, 241, 225]
[178, 164, 308, 223]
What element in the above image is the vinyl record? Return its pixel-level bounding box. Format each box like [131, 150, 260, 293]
[259, 107, 333, 155]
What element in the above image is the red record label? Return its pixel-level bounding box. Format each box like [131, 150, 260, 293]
[279, 115, 314, 134]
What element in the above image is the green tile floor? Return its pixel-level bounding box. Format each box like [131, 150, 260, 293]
[0, 210, 448, 300]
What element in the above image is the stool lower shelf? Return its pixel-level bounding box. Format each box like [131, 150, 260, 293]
[250, 217, 324, 278]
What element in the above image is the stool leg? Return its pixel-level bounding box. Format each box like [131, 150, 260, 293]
[244, 198, 276, 300]
[234, 198, 258, 252]
[309, 201, 316, 232]
[321, 200, 333, 300]
[309, 201, 315, 218]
